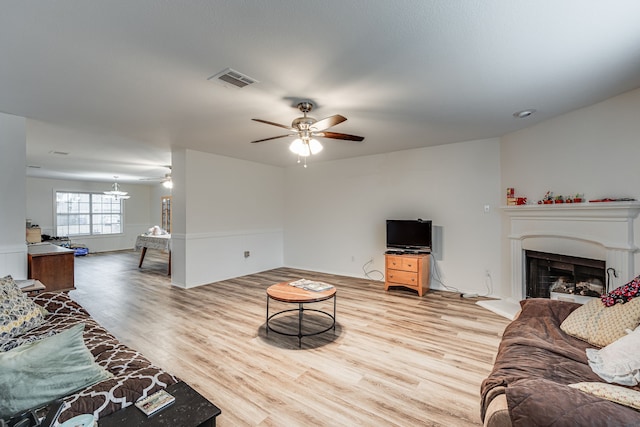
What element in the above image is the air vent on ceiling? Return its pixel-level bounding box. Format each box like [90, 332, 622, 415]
[208, 68, 258, 89]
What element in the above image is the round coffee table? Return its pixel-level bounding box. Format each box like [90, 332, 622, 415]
[266, 282, 336, 347]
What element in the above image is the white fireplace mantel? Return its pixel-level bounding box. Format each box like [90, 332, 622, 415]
[478, 202, 640, 320]
[504, 201, 640, 301]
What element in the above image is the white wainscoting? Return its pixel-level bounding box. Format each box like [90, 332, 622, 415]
[0, 244, 28, 279]
[171, 229, 284, 288]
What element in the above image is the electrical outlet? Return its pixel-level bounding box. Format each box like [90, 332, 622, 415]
[244, 251, 250, 258]
[484, 204, 490, 213]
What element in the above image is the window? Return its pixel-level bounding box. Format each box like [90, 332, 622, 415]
[161, 196, 171, 233]
[56, 191, 123, 236]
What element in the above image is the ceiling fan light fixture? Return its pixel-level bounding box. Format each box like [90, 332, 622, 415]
[252, 100, 361, 166]
[289, 138, 310, 157]
[162, 179, 173, 189]
[289, 138, 323, 157]
[309, 138, 323, 155]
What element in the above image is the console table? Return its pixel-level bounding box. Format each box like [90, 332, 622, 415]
[27, 244, 75, 292]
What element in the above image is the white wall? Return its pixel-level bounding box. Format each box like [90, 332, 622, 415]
[284, 138, 503, 296]
[0, 113, 28, 278]
[171, 149, 285, 288]
[500, 87, 640, 297]
[26, 177, 154, 252]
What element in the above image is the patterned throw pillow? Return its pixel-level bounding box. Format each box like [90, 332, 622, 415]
[601, 275, 640, 307]
[569, 382, 640, 410]
[0, 275, 22, 300]
[560, 298, 640, 347]
[0, 276, 47, 351]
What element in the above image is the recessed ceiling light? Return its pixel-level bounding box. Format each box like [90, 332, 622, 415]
[513, 109, 536, 119]
[48, 150, 69, 156]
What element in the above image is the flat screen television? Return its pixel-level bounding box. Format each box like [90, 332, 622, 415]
[386, 219, 432, 251]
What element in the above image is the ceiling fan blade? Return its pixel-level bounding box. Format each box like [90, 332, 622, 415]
[311, 115, 347, 132]
[252, 118, 294, 130]
[316, 131, 365, 142]
[251, 134, 293, 143]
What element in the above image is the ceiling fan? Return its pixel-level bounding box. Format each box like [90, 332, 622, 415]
[139, 166, 173, 188]
[251, 101, 364, 166]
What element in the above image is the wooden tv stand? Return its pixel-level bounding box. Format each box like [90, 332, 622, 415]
[384, 253, 430, 296]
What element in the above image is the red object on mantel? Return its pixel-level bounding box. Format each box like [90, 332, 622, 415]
[589, 198, 637, 203]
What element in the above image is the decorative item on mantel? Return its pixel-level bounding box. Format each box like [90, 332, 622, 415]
[589, 197, 637, 203]
[540, 191, 554, 204]
[537, 191, 586, 204]
[506, 187, 527, 205]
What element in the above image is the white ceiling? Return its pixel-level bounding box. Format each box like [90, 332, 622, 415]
[2, 1, 640, 183]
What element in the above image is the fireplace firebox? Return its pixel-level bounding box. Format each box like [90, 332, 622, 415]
[525, 250, 605, 299]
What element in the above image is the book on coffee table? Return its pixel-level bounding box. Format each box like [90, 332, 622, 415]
[289, 279, 334, 292]
[135, 389, 175, 416]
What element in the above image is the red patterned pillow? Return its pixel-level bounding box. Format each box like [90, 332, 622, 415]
[601, 275, 640, 307]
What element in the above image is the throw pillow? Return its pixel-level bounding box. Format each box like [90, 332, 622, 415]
[601, 275, 640, 307]
[569, 382, 640, 411]
[559, 297, 640, 347]
[0, 323, 113, 418]
[0, 275, 22, 300]
[0, 279, 47, 351]
[586, 326, 640, 385]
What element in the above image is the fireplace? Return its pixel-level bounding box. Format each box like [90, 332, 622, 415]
[477, 202, 640, 320]
[504, 202, 640, 302]
[525, 250, 605, 299]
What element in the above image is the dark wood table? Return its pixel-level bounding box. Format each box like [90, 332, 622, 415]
[98, 382, 221, 427]
[27, 244, 75, 291]
[266, 281, 337, 347]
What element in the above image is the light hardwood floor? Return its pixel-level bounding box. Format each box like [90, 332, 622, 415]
[71, 250, 509, 426]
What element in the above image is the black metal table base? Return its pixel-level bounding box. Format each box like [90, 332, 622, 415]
[266, 296, 336, 348]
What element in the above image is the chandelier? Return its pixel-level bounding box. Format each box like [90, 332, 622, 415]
[104, 176, 130, 200]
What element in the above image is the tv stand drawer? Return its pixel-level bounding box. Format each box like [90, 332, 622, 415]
[385, 255, 418, 272]
[387, 269, 419, 286]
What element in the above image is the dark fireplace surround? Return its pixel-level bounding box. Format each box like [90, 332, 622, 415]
[525, 250, 605, 299]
